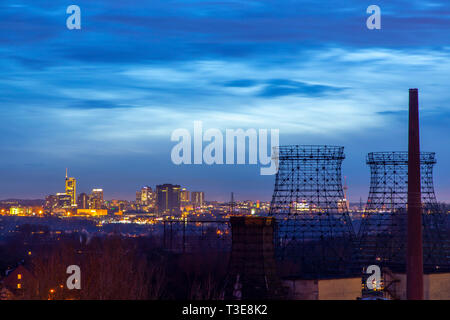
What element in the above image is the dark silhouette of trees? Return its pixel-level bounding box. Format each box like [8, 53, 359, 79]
[3, 234, 229, 300]
[25, 236, 165, 300]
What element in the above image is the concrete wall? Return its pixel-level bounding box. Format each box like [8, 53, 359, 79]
[283, 273, 450, 300]
[283, 277, 361, 300]
[318, 278, 362, 300]
[427, 273, 450, 300]
[388, 273, 450, 300]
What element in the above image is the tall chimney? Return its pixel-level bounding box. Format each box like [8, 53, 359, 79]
[407, 88, 424, 300]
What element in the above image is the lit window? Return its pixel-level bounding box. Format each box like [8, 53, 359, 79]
[17, 274, 22, 280]
[17, 283, 21, 289]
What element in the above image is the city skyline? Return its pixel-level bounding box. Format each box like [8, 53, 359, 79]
[2, 156, 449, 204]
[48, 169, 210, 203]
[1, 1, 450, 202]
[1, 1, 450, 303]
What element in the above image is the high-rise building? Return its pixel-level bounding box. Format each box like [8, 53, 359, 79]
[44, 195, 58, 214]
[136, 186, 155, 206]
[140, 186, 150, 204]
[191, 191, 204, 208]
[56, 193, 72, 209]
[136, 190, 141, 203]
[180, 188, 190, 206]
[65, 168, 77, 207]
[156, 184, 181, 216]
[77, 193, 89, 209]
[89, 189, 104, 209]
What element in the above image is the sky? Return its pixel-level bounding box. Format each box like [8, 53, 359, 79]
[0, 0, 450, 202]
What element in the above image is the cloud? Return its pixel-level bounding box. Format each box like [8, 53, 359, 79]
[223, 79, 259, 87]
[1, 0, 450, 200]
[223, 78, 345, 97]
[258, 79, 344, 97]
[69, 100, 137, 110]
[2, 46, 450, 145]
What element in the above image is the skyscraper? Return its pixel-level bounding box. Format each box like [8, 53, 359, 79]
[156, 184, 181, 216]
[136, 186, 155, 206]
[90, 189, 104, 209]
[44, 194, 58, 214]
[191, 191, 204, 208]
[56, 193, 72, 209]
[180, 188, 190, 206]
[77, 193, 89, 209]
[65, 168, 77, 207]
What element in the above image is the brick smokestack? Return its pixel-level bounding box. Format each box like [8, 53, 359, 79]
[407, 88, 424, 300]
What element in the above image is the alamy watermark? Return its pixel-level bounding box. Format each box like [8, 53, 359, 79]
[170, 121, 279, 175]
[365, 265, 382, 290]
[66, 5, 81, 30]
[366, 5, 381, 30]
[65, 5, 379, 31]
[66, 265, 81, 289]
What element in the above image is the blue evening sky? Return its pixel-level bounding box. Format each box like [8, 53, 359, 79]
[1, 0, 449, 202]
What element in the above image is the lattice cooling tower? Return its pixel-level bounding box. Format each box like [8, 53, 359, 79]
[358, 152, 449, 273]
[269, 145, 356, 278]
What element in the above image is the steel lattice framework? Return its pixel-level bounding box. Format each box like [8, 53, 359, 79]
[358, 152, 449, 273]
[269, 145, 356, 278]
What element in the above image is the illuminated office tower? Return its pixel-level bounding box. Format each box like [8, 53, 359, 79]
[191, 191, 204, 208]
[90, 189, 104, 209]
[180, 188, 190, 206]
[77, 193, 89, 209]
[65, 168, 77, 207]
[136, 186, 155, 206]
[148, 188, 156, 208]
[141, 186, 150, 204]
[56, 193, 72, 209]
[156, 184, 181, 216]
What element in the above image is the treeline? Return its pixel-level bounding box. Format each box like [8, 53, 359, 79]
[2, 234, 229, 300]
